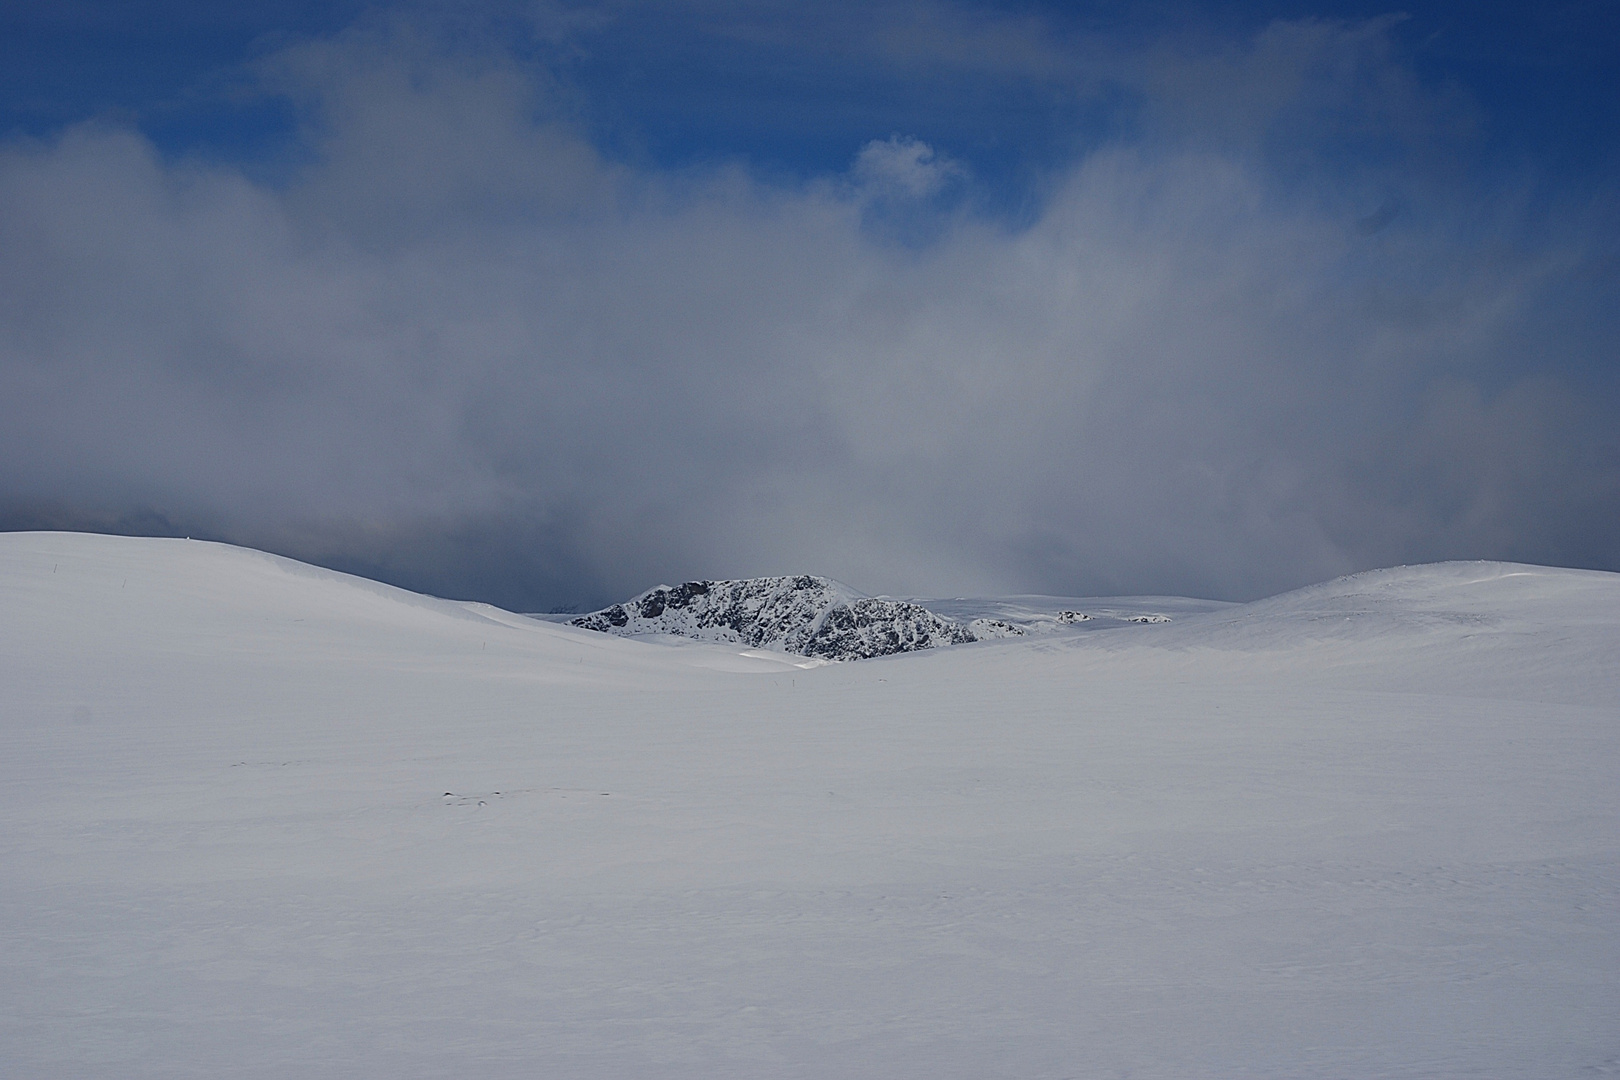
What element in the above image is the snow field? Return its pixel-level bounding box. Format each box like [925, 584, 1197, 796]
[2, 533, 1617, 1077]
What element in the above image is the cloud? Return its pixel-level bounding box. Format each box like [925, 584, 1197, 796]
[853, 135, 962, 198]
[0, 10, 1614, 609]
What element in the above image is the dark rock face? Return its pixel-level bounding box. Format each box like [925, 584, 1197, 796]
[800, 598, 975, 660]
[570, 575, 979, 661]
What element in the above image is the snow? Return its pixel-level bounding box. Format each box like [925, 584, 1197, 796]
[2, 532, 1618, 1078]
[918, 592, 1236, 634]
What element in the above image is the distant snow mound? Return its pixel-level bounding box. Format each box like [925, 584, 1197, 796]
[571, 575, 976, 660]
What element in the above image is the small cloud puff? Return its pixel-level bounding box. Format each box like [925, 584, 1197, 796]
[852, 135, 963, 198]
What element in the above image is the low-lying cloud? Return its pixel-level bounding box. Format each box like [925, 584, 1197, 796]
[1, 11, 1615, 609]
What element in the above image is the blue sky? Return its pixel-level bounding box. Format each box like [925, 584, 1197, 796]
[1, 1, 1616, 608]
[6, 2, 1615, 180]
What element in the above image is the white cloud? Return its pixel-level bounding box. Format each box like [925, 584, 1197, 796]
[0, 14, 1613, 607]
[852, 135, 962, 199]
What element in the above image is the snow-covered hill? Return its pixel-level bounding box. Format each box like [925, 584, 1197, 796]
[570, 575, 975, 659]
[3, 533, 1618, 1079]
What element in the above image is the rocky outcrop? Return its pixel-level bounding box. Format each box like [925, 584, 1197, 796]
[571, 575, 976, 660]
[799, 597, 975, 659]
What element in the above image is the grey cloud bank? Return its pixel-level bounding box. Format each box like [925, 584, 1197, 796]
[1, 14, 1615, 610]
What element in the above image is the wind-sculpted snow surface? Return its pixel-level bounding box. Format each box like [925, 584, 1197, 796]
[5, 535, 1620, 1079]
[571, 575, 974, 659]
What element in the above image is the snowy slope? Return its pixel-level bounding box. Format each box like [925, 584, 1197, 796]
[3, 533, 1618, 1079]
[570, 575, 975, 659]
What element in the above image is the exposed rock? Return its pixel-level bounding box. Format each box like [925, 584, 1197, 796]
[570, 575, 977, 660]
[804, 598, 976, 659]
